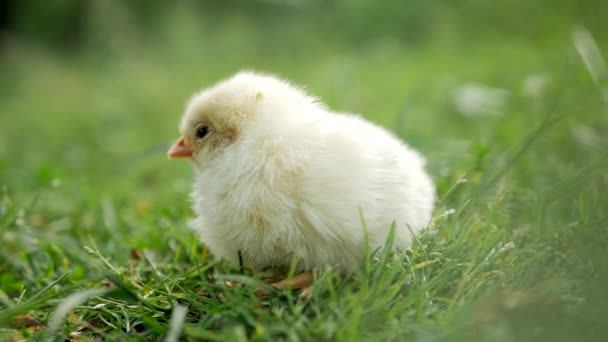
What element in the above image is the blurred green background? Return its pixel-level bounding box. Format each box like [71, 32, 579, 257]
[1, 0, 605, 190]
[1, 0, 607, 340]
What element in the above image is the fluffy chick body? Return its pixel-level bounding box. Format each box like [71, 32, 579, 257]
[175, 72, 435, 273]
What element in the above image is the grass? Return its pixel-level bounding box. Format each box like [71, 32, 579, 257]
[1, 2, 608, 341]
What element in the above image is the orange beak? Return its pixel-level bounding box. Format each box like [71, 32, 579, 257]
[167, 136, 194, 159]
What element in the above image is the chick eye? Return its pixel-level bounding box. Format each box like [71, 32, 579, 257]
[195, 125, 209, 139]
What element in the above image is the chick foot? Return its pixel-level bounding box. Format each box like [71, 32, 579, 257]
[255, 272, 313, 299]
[270, 271, 313, 291]
[298, 285, 313, 300]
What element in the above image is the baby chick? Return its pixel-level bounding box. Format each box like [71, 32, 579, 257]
[168, 71, 435, 296]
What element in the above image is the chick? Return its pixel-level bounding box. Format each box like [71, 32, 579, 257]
[168, 71, 435, 295]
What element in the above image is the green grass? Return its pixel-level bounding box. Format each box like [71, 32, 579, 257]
[1, 2, 608, 341]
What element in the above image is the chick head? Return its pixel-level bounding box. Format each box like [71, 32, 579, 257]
[167, 71, 317, 168]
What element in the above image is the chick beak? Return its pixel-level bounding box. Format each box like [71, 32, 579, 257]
[167, 136, 193, 159]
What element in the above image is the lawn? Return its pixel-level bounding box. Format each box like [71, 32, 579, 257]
[1, 1, 607, 341]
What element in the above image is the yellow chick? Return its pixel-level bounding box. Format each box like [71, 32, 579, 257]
[168, 71, 435, 295]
